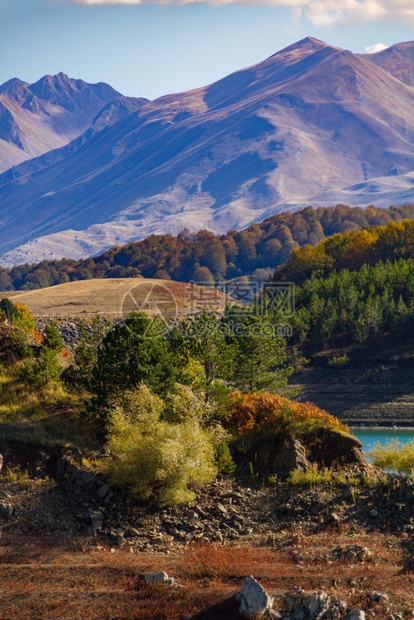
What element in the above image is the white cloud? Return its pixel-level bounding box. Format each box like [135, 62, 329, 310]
[364, 42, 388, 53]
[70, 0, 414, 27]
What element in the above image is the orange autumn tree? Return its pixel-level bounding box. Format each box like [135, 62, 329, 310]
[226, 391, 348, 437]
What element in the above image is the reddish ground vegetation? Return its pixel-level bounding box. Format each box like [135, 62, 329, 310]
[0, 531, 412, 619]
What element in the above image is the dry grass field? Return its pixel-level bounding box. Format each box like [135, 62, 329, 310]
[2, 278, 231, 319]
[0, 531, 412, 619]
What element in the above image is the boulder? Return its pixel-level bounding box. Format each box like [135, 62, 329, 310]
[246, 436, 309, 478]
[142, 572, 178, 587]
[271, 438, 309, 478]
[236, 576, 273, 617]
[303, 428, 365, 468]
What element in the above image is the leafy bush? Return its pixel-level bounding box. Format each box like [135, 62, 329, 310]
[13, 303, 36, 335]
[225, 391, 349, 437]
[369, 440, 414, 476]
[0, 324, 29, 365]
[164, 383, 211, 424]
[104, 384, 223, 505]
[328, 355, 350, 368]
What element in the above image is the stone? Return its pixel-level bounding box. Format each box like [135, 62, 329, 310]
[370, 591, 389, 604]
[88, 509, 104, 535]
[272, 438, 309, 478]
[144, 571, 169, 585]
[96, 483, 111, 500]
[236, 575, 273, 617]
[116, 534, 126, 548]
[0, 501, 14, 518]
[346, 611, 366, 620]
[217, 503, 228, 515]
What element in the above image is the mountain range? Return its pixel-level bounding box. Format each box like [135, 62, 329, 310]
[0, 37, 414, 266]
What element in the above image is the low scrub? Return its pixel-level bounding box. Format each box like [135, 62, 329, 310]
[103, 384, 228, 506]
[288, 464, 333, 488]
[369, 440, 414, 476]
[225, 391, 349, 438]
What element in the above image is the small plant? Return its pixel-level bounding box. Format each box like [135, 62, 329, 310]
[328, 355, 350, 368]
[1, 467, 31, 484]
[288, 464, 333, 490]
[20, 347, 63, 387]
[215, 442, 236, 475]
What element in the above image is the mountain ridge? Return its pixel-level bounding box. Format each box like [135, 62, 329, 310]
[1, 39, 414, 265]
[0, 73, 122, 172]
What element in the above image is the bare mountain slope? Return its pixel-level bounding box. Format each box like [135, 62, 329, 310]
[0, 73, 121, 172]
[1, 37, 414, 265]
[360, 41, 414, 86]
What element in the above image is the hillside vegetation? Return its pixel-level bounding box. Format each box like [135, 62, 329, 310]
[1, 204, 413, 290]
[270, 220, 414, 352]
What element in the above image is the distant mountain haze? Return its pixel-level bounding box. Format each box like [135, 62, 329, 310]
[0, 37, 414, 265]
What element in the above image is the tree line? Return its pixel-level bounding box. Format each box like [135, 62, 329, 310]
[1, 204, 413, 291]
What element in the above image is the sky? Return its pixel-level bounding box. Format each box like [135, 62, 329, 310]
[1, 0, 414, 100]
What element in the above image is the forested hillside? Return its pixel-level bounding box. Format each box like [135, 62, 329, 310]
[1, 204, 414, 291]
[272, 220, 414, 352]
[274, 218, 414, 284]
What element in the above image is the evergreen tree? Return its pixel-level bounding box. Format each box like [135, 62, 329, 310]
[43, 320, 64, 352]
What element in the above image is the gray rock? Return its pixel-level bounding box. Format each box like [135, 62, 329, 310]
[88, 509, 104, 535]
[0, 501, 14, 518]
[236, 575, 273, 617]
[346, 611, 366, 620]
[143, 572, 179, 588]
[370, 591, 389, 604]
[144, 571, 169, 585]
[96, 483, 111, 500]
[272, 438, 309, 478]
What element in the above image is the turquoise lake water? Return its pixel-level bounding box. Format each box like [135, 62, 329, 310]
[351, 428, 414, 454]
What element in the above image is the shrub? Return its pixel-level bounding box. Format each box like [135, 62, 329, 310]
[369, 440, 414, 476]
[0, 299, 18, 322]
[215, 442, 236, 475]
[21, 348, 63, 387]
[288, 464, 333, 488]
[225, 391, 348, 437]
[0, 324, 29, 365]
[43, 320, 64, 352]
[104, 384, 220, 505]
[164, 383, 211, 424]
[13, 303, 36, 335]
[328, 355, 350, 368]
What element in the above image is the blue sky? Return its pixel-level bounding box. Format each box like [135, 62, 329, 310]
[1, 0, 414, 100]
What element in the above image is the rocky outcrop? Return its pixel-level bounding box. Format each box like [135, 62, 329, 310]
[195, 579, 369, 619]
[237, 428, 366, 479]
[303, 428, 365, 468]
